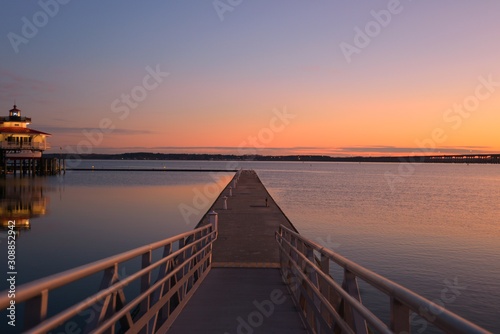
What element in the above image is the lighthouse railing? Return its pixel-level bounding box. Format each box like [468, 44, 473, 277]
[0, 142, 47, 150]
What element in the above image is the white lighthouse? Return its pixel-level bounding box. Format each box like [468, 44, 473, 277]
[0, 104, 51, 173]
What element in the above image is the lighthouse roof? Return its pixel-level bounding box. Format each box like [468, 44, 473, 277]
[9, 104, 21, 113]
[0, 127, 51, 136]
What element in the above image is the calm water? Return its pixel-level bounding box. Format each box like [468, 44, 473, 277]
[257, 162, 500, 333]
[1, 160, 499, 332]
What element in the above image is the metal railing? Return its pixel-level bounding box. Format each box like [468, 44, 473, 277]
[0, 224, 216, 333]
[0, 142, 48, 150]
[275, 225, 490, 334]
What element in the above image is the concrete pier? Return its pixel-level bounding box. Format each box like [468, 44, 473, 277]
[209, 170, 298, 267]
[168, 170, 307, 333]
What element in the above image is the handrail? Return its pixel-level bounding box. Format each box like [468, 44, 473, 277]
[0, 223, 217, 333]
[276, 225, 491, 334]
[0, 225, 211, 309]
[28, 235, 214, 333]
[277, 234, 391, 334]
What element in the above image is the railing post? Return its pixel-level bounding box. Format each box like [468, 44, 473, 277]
[342, 270, 369, 334]
[390, 297, 410, 334]
[140, 250, 152, 314]
[277, 226, 283, 269]
[318, 253, 335, 324]
[24, 290, 48, 330]
[304, 247, 317, 329]
[85, 264, 120, 331]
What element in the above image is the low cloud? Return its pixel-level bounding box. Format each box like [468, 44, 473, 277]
[43, 145, 497, 156]
[0, 68, 56, 102]
[37, 126, 154, 135]
[335, 145, 493, 155]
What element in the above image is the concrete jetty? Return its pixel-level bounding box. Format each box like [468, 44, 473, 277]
[208, 170, 298, 267]
[168, 170, 307, 333]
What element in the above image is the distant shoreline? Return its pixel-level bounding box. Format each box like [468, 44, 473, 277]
[43, 152, 500, 164]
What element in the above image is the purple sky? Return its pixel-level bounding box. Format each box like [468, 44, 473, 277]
[1, 1, 499, 156]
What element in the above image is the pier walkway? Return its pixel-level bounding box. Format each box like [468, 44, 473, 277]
[168, 170, 307, 333]
[206, 169, 297, 266]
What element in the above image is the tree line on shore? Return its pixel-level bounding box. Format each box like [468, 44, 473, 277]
[42, 152, 500, 164]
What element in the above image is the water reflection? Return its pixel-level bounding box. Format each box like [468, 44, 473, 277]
[0, 171, 234, 284]
[0, 177, 51, 236]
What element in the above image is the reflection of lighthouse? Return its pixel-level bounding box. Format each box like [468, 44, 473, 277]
[0, 178, 48, 235]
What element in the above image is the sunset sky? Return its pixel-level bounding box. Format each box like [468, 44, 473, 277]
[1, 1, 499, 156]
